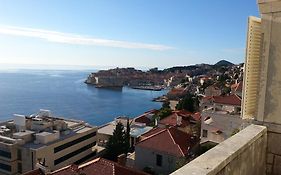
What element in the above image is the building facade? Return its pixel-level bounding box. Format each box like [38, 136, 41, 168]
[0, 110, 98, 175]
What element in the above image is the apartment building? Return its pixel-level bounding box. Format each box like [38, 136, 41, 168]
[0, 110, 98, 175]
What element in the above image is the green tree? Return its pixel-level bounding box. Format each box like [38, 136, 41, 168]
[176, 93, 199, 112]
[151, 108, 172, 126]
[124, 118, 131, 152]
[105, 122, 129, 161]
[221, 86, 231, 95]
[162, 101, 170, 109]
[157, 108, 172, 120]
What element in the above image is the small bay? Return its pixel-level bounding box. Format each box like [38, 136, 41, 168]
[0, 70, 166, 125]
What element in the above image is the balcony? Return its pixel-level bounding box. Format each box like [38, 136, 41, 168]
[171, 124, 267, 175]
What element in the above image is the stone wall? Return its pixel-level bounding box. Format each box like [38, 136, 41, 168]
[256, 0, 281, 174]
[171, 125, 267, 175]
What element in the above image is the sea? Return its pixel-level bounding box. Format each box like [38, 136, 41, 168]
[0, 69, 167, 126]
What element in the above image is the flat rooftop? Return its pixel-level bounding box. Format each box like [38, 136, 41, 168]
[0, 110, 96, 148]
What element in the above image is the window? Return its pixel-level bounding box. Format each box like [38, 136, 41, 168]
[202, 129, 208, 137]
[0, 150, 11, 159]
[0, 163, 11, 172]
[17, 149, 22, 160]
[54, 131, 96, 153]
[74, 150, 97, 165]
[18, 163, 22, 173]
[156, 154, 162, 167]
[54, 141, 96, 165]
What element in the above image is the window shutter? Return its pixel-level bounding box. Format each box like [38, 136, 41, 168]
[242, 16, 262, 119]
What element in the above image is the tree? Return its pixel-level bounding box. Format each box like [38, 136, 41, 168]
[151, 108, 172, 126]
[124, 118, 131, 152]
[162, 101, 170, 109]
[157, 108, 172, 120]
[176, 93, 199, 112]
[221, 86, 231, 95]
[105, 122, 129, 161]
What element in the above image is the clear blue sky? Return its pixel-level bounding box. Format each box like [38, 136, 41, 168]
[0, 0, 259, 69]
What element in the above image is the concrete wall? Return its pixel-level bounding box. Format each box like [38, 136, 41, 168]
[35, 128, 97, 172]
[171, 125, 267, 175]
[0, 142, 20, 175]
[20, 128, 97, 174]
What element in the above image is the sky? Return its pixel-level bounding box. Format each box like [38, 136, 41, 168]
[0, 0, 259, 69]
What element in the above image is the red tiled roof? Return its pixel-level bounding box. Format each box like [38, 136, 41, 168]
[159, 113, 180, 126]
[134, 109, 157, 125]
[235, 82, 243, 92]
[191, 112, 201, 121]
[213, 94, 241, 106]
[135, 115, 151, 125]
[202, 96, 214, 100]
[231, 82, 243, 92]
[167, 88, 186, 95]
[175, 110, 192, 117]
[144, 109, 158, 114]
[159, 110, 200, 127]
[159, 113, 188, 127]
[51, 158, 148, 175]
[141, 127, 165, 138]
[137, 127, 195, 157]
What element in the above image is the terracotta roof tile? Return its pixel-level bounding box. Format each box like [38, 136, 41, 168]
[136, 127, 195, 157]
[51, 158, 148, 175]
[191, 112, 201, 121]
[213, 94, 241, 106]
[235, 82, 243, 92]
[134, 110, 157, 125]
[26, 158, 148, 175]
[141, 127, 165, 138]
[231, 82, 243, 92]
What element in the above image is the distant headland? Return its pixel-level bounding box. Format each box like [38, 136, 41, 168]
[85, 60, 241, 89]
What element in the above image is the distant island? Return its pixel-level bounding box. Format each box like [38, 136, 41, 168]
[85, 60, 242, 89]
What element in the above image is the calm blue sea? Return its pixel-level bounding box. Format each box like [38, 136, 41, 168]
[0, 70, 166, 126]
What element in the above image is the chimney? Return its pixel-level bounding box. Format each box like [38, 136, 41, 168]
[117, 154, 126, 166]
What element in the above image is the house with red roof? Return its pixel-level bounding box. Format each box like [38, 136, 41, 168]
[231, 82, 243, 97]
[204, 84, 221, 96]
[134, 127, 198, 175]
[200, 94, 245, 144]
[166, 87, 188, 100]
[158, 110, 201, 137]
[23, 158, 148, 175]
[134, 109, 158, 126]
[212, 94, 242, 114]
[201, 94, 242, 114]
